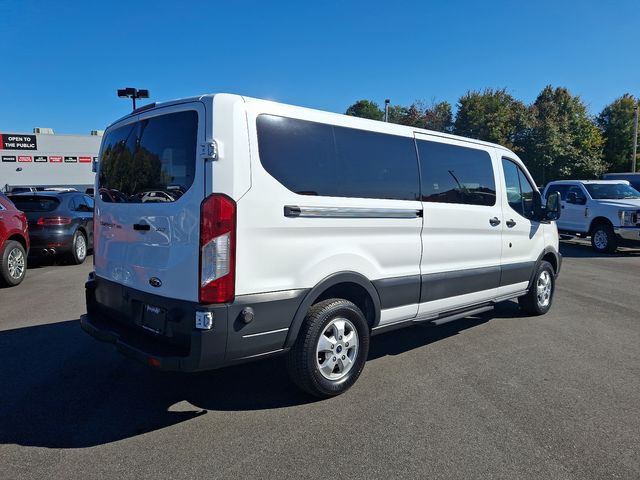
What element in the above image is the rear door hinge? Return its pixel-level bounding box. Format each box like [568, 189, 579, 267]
[201, 141, 218, 161]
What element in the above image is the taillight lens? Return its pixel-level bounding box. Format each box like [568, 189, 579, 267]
[37, 216, 72, 225]
[199, 194, 236, 304]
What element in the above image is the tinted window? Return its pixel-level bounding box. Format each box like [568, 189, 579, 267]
[568, 186, 586, 200]
[84, 195, 95, 210]
[99, 110, 197, 202]
[546, 184, 571, 200]
[9, 196, 60, 212]
[502, 159, 535, 219]
[69, 196, 80, 211]
[584, 183, 640, 199]
[417, 140, 496, 206]
[257, 115, 419, 200]
[0, 192, 13, 210]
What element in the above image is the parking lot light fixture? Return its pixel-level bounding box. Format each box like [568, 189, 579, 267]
[117, 87, 150, 111]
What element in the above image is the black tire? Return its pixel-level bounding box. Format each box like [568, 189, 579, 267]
[590, 222, 617, 253]
[69, 231, 87, 265]
[286, 298, 370, 398]
[518, 260, 555, 316]
[0, 240, 27, 287]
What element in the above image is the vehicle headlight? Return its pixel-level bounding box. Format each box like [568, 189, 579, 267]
[618, 210, 638, 226]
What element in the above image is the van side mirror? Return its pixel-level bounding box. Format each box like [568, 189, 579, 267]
[544, 191, 561, 221]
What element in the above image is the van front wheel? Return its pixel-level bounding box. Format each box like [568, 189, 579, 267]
[518, 260, 555, 316]
[286, 299, 370, 398]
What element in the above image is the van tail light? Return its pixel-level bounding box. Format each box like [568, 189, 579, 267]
[199, 194, 236, 304]
[37, 216, 72, 225]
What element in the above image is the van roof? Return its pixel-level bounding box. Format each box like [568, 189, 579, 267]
[107, 93, 515, 154]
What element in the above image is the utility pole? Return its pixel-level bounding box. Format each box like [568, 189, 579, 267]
[633, 102, 638, 173]
[384, 99, 390, 122]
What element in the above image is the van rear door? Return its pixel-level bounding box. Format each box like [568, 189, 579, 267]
[94, 102, 207, 302]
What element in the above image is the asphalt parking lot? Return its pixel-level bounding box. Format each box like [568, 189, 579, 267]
[1, 243, 639, 480]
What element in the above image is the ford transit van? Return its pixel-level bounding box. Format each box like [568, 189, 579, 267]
[81, 94, 562, 397]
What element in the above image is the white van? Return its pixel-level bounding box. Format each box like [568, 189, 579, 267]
[81, 94, 562, 397]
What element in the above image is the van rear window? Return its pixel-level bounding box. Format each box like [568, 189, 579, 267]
[98, 110, 197, 203]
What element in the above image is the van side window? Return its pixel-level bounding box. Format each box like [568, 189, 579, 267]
[502, 159, 536, 219]
[256, 115, 419, 201]
[417, 140, 496, 206]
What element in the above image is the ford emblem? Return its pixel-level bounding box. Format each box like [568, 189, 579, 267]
[149, 277, 162, 288]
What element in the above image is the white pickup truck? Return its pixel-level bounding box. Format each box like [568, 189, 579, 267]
[543, 180, 640, 253]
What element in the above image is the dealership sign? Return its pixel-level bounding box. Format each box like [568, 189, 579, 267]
[0, 133, 37, 150]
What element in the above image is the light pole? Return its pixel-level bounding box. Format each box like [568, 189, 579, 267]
[384, 99, 390, 122]
[632, 102, 638, 173]
[117, 87, 150, 111]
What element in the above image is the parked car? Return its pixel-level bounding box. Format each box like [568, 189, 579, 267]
[0, 192, 29, 286]
[602, 172, 640, 191]
[81, 93, 561, 398]
[8, 191, 94, 264]
[543, 179, 640, 253]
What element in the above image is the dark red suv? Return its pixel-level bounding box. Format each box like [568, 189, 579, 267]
[0, 192, 30, 286]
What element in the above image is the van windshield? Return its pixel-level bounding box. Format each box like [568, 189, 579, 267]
[584, 183, 640, 200]
[98, 110, 197, 203]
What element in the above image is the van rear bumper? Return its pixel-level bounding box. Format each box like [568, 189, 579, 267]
[82, 275, 308, 372]
[82, 276, 228, 372]
[80, 312, 222, 372]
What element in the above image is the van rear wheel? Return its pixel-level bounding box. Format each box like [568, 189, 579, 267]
[286, 298, 370, 398]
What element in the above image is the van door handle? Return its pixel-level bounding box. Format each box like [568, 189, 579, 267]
[489, 217, 501, 227]
[133, 223, 150, 231]
[506, 219, 516, 228]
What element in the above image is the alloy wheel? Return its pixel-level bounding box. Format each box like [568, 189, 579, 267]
[316, 317, 359, 381]
[7, 247, 25, 280]
[536, 270, 552, 308]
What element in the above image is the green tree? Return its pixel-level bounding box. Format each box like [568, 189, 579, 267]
[345, 100, 384, 120]
[597, 94, 639, 173]
[453, 88, 530, 150]
[521, 86, 605, 184]
[423, 101, 453, 133]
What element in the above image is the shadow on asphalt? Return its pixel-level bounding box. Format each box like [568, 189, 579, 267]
[0, 302, 515, 449]
[559, 241, 640, 258]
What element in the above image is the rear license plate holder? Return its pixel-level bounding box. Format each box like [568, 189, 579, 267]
[142, 305, 167, 335]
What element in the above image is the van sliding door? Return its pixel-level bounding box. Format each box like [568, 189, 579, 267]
[414, 133, 502, 315]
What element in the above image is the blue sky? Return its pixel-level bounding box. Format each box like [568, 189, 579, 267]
[0, 0, 638, 134]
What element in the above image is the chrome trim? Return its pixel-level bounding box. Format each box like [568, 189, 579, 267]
[237, 348, 285, 360]
[284, 205, 422, 219]
[614, 227, 640, 241]
[492, 290, 528, 303]
[242, 327, 289, 339]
